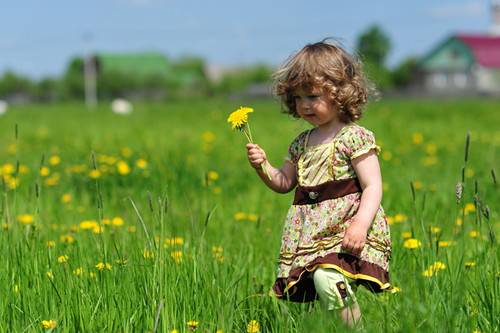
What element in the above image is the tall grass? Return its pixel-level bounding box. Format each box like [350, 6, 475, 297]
[0, 98, 498, 332]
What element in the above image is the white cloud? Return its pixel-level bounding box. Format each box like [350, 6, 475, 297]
[428, 1, 487, 18]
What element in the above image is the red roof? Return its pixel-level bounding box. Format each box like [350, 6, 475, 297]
[457, 34, 500, 68]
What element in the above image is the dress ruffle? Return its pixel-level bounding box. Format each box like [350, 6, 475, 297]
[271, 253, 393, 303]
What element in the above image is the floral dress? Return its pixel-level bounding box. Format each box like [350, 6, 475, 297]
[271, 123, 392, 302]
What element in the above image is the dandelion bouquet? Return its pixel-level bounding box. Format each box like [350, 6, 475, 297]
[227, 106, 272, 180]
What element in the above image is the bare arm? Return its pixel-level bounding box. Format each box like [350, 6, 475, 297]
[246, 143, 297, 193]
[341, 149, 383, 254]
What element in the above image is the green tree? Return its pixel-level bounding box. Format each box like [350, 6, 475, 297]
[357, 25, 391, 67]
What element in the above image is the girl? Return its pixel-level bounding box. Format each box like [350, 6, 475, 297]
[246, 38, 392, 328]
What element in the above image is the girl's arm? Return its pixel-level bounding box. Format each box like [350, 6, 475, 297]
[246, 143, 297, 193]
[342, 149, 383, 254]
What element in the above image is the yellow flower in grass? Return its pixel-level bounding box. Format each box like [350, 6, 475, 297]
[117, 161, 130, 175]
[61, 234, 74, 243]
[41, 319, 57, 329]
[57, 255, 68, 263]
[227, 106, 253, 131]
[46, 272, 54, 279]
[403, 238, 421, 249]
[96, 262, 111, 270]
[424, 262, 446, 277]
[61, 193, 71, 202]
[187, 321, 199, 329]
[17, 214, 34, 224]
[465, 262, 475, 267]
[46, 241, 56, 247]
[227, 106, 272, 180]
[112, 217, 124, 226]
[247, 320, 260, 333]
[234, 212, 247, 220]
[171, 251, 183, 262]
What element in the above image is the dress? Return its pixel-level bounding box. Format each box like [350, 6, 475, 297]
[271, 123, 392, 302]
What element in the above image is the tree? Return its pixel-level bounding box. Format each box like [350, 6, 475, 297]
[357, 25, 391, 67]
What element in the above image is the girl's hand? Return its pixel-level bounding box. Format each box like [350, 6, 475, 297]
[341, 222, 368, 254]
[246, 143, 266, 169]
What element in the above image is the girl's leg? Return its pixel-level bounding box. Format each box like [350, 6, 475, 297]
[312, 267, 363, 329]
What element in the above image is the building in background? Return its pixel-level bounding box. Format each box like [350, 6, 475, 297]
[413, 0, 500, 96]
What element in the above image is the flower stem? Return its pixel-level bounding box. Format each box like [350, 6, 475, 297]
[244, 123, 271, 180]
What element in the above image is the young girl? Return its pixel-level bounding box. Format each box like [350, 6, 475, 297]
[246, 38, 392, 328]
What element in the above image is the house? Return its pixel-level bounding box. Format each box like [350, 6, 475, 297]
[413, 1, 500, 96]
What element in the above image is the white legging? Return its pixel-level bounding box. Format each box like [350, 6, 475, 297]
[313, 267, 358, 311]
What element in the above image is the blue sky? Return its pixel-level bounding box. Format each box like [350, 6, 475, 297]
[0, 0, 495, 79]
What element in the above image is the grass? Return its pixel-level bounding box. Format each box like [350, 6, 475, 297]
[0, 97, 499, 332]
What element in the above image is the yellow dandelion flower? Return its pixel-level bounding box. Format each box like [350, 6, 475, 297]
[127, 226, 136, 232]
[115, 259, 128, 265]
[247, 320, 260, 333]
[49, 156, 61, 165]
[73, 268, 83, 275]
[79, 220, 99, 230]
[403, 238, 421, 249]
[40, 166, 50, 176]
[438, 241, 452, 247]
[117, 161, 130, 175]
[17, 214, 35, 224]
[171, 251, 183, 262]
[464, 203, 476, 215]
[170, 330, 179, 333]
[465, 262, 475, 267]
[402, 232, 412, 238]
[46, 241, 56, 247]
[429, 227, 440, 233]
[61, 193, 71, 202]
[395, 214, 405, 223]
[207, 171, 219, 180]
[46, 272, 54, 279]
[14, 284, 19, 292]
[456, 218, 463, 226]
[227, 106, 253, 131]
[112, 217, 124, 226]
[89, 169, 101, 179]
[412, 132, 423, 144]
[41, 319, 57, 329]
[212, 247, 223, 253]
[142, 250, 155, 258]
[413, 181, 422, 189]
[136, 158, 148, 168]
[234, 212, 247, 220]
[57, 255, 68, 263]
[60, 234, 74, 243]
[470, 231, 478, 238]
[96, 262, 111, 270]
[248, 214, 259, 221]
[387, 216, 394, 225]
[187, 321, 199, 328]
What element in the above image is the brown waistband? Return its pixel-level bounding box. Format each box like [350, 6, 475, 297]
[293, 178, 362, 205]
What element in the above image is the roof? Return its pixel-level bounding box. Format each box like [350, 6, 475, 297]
[456, 34, 500, 67]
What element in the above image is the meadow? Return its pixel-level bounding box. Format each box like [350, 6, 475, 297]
[0, 97, 498, 332]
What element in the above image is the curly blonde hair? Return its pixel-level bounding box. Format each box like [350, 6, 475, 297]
[271, 38, 378, 123]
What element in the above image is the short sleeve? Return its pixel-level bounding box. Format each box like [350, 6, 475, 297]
[344, 125, 380, 160]
[284, 130, 309, 165]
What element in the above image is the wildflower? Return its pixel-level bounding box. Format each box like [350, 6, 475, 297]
[465, 262, 475, 267]
[17, 214, 34, 224]
[60, 234, 74, 243]
[424, 262, 446, 276]
[61, 193, 71, 202]
[207, 171, 219, 180]
[73, 268, 83, 275]
[46, 241, 55, 247]
[49, 156, 60, 165]
[41, 319, 57, 329]
[40, 167, 50, 176]
[247, 320, 260, 333]
[170, 330, 179, 333]
[115, 259, 128, 265]
[438, 241, 452, 247]
[57, 255, 68, 263]
[142, 250, 155, 259]
[203, 131, 215, 142]
[412, 132, 423, 144]
[463, 203, 476, 215]
[80, 220, 99, 230]
[402, 232, 412, 238]
[136, 158, 148, 168]
[187, 321, 198, 330]
[46, 272, 54, 279]
[171, 251, 183, 263]
[95, 262, 111, 270]
[117, 161, 130, 175]
[470, 231, 478, 238]
[394, 214, 405, 223]
[227, 106, 271, 180]
[248, 214, 259, 221]
[403, 238, 421, 249]
[14, 284, 19, 292]
[89, 169, 101, 179]
[234, 212, 247, 220]
[429, 227, 440, 233]
[112, 217, 124, 226]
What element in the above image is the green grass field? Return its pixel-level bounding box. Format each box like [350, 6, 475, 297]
[0, 97, 498, 332]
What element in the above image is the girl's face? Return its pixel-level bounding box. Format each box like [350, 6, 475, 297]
[292, 87, 341, 129]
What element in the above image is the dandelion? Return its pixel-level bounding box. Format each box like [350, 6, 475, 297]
[402, 232, 412, 238]
[14, 284, 19, 292]
[394, 214, 405, 223]
[60, 234, 74, 243]
[95, 262, 111, 270]
[403, 238, 421, 249]
[112, 217, 124, 226]
[187, 321, 198, 331]
[465, 262, 475, 267]
[207, 171, 219, 180]
[61, 193, 71, 202]
[57, 255, 68, 263]
[49, 156, 60, 165]
[247, 320, 260, 333]
[171, 251, 183, 263]
[227, 106, 271, 180]
[40, 166, 50, 176]
[412, 132, 423, 144]
[117, 161, 130, 175]
[17, 214, 34, 224]
[73, 268, 83, 275]
[203, 131, 215, 142]
[424, 262, 446, 277]
[234, 212, 248, 220]
[41, 319, 57, 329]
[46, 241, 55, 247]
[46, 272, 54, 279]
[470, 231, 478, 238]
